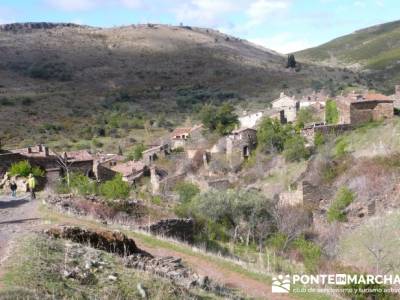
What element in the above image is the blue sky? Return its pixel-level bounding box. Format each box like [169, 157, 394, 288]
[0, 0, 399, 53]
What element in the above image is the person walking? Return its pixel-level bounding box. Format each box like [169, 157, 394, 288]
[9, 180, 17, 198]
[28, 173, 36, 200]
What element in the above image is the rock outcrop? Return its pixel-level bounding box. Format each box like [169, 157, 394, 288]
[46, 226, 151, 257]
[0, 22, 84, 31]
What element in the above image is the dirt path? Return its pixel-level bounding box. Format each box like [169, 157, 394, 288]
[139, 242, 294, 300]
[0, 195, 42, 268]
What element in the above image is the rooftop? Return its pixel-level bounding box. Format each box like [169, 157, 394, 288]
[111, 161, 146, 177]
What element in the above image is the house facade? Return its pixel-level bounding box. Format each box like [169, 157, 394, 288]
[337, 92, 394, 125]
[271, 92, 299, 123]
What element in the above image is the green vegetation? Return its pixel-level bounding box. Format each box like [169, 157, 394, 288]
[1, 235, 214, 300]
[325, 99, 339, 124]
[28, 61, 72, 81]
[334, 137, 349, 158]
[283, 135, 310, 162]
[8, 160, 45, 178]
[327, 187, 355, 222]
[257, 117, 309, 161]
[128, 143, 146, 161]
[293, 238, 321, 273]
[99, 175, 130, 200]
[69, 172, 97, 196]
[200, 103, 239, 135]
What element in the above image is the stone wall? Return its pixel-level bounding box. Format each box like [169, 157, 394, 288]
[140, 218, 195, 243]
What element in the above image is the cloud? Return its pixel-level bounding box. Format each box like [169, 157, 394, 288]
[44, 0, 100, 12]
[250, 32, 314, 54]
[246, 0, 290, 26]
[172, 0, 240, 27]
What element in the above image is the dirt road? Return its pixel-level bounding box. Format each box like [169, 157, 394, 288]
[0, 195, 41, 267]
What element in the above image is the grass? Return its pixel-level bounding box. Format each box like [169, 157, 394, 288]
[38, 204, 333, 300]
[0, 233, 224, 300]
[333, 118, 400, 158]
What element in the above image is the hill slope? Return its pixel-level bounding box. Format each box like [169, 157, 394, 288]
[0, 22, 357, 145]
[296, 20, 400, 92]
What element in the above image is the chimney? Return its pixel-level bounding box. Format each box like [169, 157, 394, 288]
[28, 147, 32, 154]
[396, 85, 400, 97]
[44, 146, 49, 157]
[38, 144, 43, 152]
[63, 152, 68, 160]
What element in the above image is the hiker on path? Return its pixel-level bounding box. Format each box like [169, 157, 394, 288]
[9, 180, 17, 198]
[28, 173, 36, 200]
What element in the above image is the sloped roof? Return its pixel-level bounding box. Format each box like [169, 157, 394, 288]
[111, 161, 146, 177]
[64, 150, 94, 162]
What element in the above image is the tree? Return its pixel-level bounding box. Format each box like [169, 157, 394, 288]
[200, 103, 239, 135]
[283, 135, 309, 162]
[286, 54, 297, 68]
[99, 175, 130, 200]
[257, 117, 291, 153]
[128, 144, 146, 161]
[325, 99, 339, 124]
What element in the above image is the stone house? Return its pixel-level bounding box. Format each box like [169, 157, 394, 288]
[170, 124, 203, 149]
[271, 92, 299, 123]
[299, 91, 328, 109]
[389, 85, 400, 109]
[226, 128, 257, 160]
[142, 143, 170, 165]
[337, 92, 394, 125]
[238, 111, 264, 129]
[109, 160, 149, 185]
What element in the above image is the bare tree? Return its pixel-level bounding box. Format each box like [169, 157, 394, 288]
[53, 150, 73, 187]
[272, 204, 311, 251]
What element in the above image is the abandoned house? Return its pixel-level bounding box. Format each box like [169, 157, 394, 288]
[108, 160, 149, 184]
[170, 124, 203, 149]
[238, 111, 264, 129]
[299, 91, 328, 109]
[336, 92, 394, 125]
[142, 143, 171, 165]
[226, 128, 257, 160]
[271, 92, 299, 123]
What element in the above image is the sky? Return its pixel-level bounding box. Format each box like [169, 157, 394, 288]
[0, 0, 399, 53]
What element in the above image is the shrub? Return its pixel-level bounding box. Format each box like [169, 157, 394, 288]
[128, 144, 146, 161]
[99, 175, 130, 200]
[314, 132, 325, 147]
[174, 182, 200, 203]
[28, 61, 72, 81]
[325, 99, 339, 124]
[69, 173, 97, 196]
[334, 137, 349, 158]
[257, 117, 291, 153]
[293, 237, 321, 273]
[267, 233, 288, 252]
[327, 187, 355, 223]
[200, 103, 239, 135]
[8, 160, 44, 177]
[283, 135, 309, 162]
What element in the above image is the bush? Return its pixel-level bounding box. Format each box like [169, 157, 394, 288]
[8, 160, 44, 178]
[257, 117, 291, 153]
[334, 137, 349, 158]
[174, 182, 200, 203]
[28, 61, 72, 81]
[200, 103, 239, 135]
[128, 144, 146, 161]
[325, 99, 339, 124]
[327, 187, 355, 223]
[69, 173, 97, 196]
[283, 135, 309, 162]
[314, 132, 325, 148]
[293, 237, 321, 273]
[99, 175, 130, 200]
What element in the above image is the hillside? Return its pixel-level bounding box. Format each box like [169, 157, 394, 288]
[296, 20, 400, 92]
[0, 22, 358, 146]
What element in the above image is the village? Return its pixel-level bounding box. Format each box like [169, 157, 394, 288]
[1, 85, 399, 206]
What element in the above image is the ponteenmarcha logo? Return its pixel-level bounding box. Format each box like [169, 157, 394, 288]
[272, 275, 291, 293]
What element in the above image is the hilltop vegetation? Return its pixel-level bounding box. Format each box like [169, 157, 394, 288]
[296, 20, 400, 92]
[0, 22, 359, 147]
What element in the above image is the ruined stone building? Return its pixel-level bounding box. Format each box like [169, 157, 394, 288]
[226, 128, 257, 160]
[336, 92, 394, 125]
[170, 124, 203, 149]
[271, 92, 299, 123]
[389, 85, 400, 109]
[238, 111, 264, 129]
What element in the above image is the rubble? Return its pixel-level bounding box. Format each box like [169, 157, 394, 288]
[140, 218, 195, 243]
[46, 226, 151, 257]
